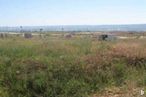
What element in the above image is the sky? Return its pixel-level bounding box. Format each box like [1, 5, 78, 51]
[0, 0, 146, 26]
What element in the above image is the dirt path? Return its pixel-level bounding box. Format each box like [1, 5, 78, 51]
[92, 87, 145, 97]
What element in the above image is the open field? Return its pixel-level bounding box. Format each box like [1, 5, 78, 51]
[0, 33, 146, 97]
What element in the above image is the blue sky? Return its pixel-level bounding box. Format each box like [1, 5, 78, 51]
[0, 0, 146, 26]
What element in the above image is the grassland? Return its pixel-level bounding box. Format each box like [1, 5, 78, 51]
[0, 34, 146, 97]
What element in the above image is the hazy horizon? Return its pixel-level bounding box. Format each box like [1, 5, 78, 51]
[0, 0, 146, 26]
[1, 24, 146, 27]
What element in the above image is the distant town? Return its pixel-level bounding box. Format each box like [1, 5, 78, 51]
[0, 24, 146, 32]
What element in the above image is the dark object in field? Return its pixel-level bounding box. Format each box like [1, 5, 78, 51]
[24, 33, 32, 39]
[98, 34, 117, 41]
[0, 33, 4, 38]
[64, 34, 72, 38]
[0, 33, 8, 38]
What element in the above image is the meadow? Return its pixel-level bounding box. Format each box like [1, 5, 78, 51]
[0, 33, 146, 97]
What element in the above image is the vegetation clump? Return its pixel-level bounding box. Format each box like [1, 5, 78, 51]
[0, 37, 146, 97]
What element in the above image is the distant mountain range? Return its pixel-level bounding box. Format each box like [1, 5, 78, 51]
[0, 24, 146, 32]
